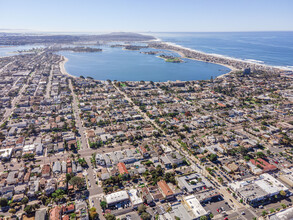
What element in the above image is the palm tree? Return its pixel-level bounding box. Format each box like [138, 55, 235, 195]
[70, 154, 75, 161]
[38, 192, 48, 205]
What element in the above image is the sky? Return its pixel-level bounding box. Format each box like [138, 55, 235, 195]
[0, 0, 293, 33]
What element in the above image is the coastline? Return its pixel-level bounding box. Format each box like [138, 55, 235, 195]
[149, 41, 293, 78]
[171, 49, 236, 76]
[59, 56, 76, 78]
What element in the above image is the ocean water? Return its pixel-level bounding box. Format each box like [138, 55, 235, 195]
[58, 46, 230, 82]
[151, 32, 293, 69]
[1, 32, 292, 81]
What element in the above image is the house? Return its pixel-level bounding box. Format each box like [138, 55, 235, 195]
[53, 161, 61, 174]
[157, 180, 174, 200]
[117, 162, 128, 175]
[50, 206, 62, 220]
[42, 164, 51, 178]
[63, 204, 75, 214]
[35, 143, 43, 156]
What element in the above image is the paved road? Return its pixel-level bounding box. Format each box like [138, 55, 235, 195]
[85, 158, 105, 220]
[69, 79, 88, 150]
[0, 76, 31, 125]
[112, 82, 260, 218]
[45, 65, 53, 98]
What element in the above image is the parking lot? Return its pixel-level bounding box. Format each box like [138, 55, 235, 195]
[203, 198, 232, 216]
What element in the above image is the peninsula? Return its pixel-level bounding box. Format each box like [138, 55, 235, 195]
[149, 42, 293, 76]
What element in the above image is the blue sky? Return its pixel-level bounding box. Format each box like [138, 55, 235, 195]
[1, 0, 292, 32]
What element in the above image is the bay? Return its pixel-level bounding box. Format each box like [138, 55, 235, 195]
[59, 46, 230, 82]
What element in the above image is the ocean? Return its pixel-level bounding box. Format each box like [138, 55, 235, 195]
[1, 31, 292, 81]
[151, 31, 293, 69]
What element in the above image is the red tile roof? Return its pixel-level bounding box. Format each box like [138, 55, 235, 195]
[250, 158, 277, 172]
[117, 162, 128, 175]
[50, 206, 61, 220]
[157, 180, 173, 197]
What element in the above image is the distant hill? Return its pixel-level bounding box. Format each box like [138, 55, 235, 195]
[0, 32, 156, 45]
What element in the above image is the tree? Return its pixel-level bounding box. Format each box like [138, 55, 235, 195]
[244, 155, 250, 161]
[141, 212, 151, 220]
[0, 198, 8, 207]
[262, 211, 267, 216]
[281, 203, 287, 209]
[280, 190, 287, 197]
[24, 205, 34, 215]
[100, 201, 107, 210]
[89, 207, 98, 220]
[69, 176, 84, 189]
[208, 154, 218, 162]
[105, 214, 116, 220]
[38, 193, 48, 205]
[9, 209, 16, 214]
[21, 196, 29, 204]
[138, 204, 147, 214]
[256, 152, 265, 158]
[199, 216, 208, 220]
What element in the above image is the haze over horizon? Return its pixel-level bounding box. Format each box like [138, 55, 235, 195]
[1, 0, 293, 33]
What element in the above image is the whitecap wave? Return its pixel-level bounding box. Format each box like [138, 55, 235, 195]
[162, 41, 291, 71]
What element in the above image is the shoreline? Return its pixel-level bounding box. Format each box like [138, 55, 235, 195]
[149, 41, 293, 77]
[171, 50, 236, 77]
[59, 56, 77, 78]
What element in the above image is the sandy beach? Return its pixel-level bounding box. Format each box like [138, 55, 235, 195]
[59, 56, 76, 78]
[171, 49, 237, 75]
[149, 41, 293, 78]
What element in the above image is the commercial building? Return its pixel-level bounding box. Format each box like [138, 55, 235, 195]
[229, 173, 289, 207]
[170, 203, 193, 220]
[105, 191, 130, 207]
[249, 158, 278, 173]
[128, 189, 143, 208]
[183, 195, 208, 219]
[177, 173, 212, 193]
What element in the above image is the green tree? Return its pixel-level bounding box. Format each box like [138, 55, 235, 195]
[256, 152, 265, 158]
[100, 201, 107, 210]
[9, 209, 16, 214]
[138, 204, 147, 214]
[89, 207, 98, 220]
[69, 176, 84, 189]
[199, 216, 208, 220]
[208, 154, 218, 162]
[24, 205, 34, 215]
[141, 212, 151, 220]
[280, 190, 287, 197]
[21, 196, 29, 204]
[244, 155, 250, 161]
[105, 214, 116, 220]
[0, 198, 8, 207]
